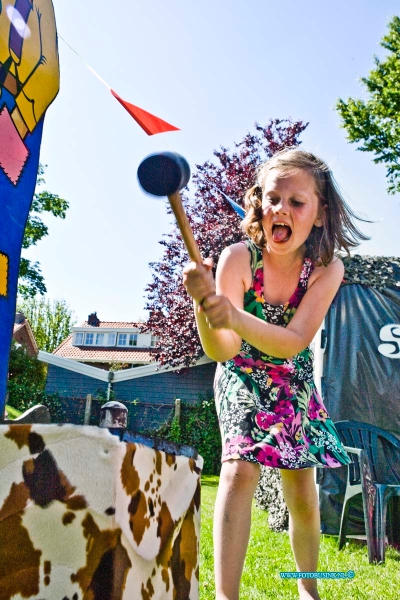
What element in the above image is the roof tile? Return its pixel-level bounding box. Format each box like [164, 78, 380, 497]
[53, 335, 156, 363]
[78, 321, 144, 329]
[53, 320, 156, 364]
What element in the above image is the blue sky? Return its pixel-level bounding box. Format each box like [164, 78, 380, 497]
[26, 0, 400, 324]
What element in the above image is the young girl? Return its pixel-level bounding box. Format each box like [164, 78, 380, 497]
[183, 148, 369, 600]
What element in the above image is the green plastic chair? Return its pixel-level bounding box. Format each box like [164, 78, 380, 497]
[335, 420, 400, 563]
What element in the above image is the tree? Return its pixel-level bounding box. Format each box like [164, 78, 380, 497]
[336, 16, 400, 195]
[19, 164, 69, 298]
[7, 340, 66, 419]
[17, 296, 76, 353]
[7, 340, 48, 413]
[143, 119, 308, 368]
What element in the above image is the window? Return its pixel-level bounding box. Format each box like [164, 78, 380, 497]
[74, 332, 84, 345]
[85, 333, 94, 345]
[117, 333, 127, 346]
[107, 333, 116, 346]
[151, 335, 159, 347]
[128, 334, 138, 346]
[95, 333, 105, 346]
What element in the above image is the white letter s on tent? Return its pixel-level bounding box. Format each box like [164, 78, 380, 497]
[378, 324, 400, 358]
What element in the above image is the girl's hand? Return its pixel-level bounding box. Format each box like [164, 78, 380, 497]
[183, 257, 215, 304]
[202, 294, 238, 330]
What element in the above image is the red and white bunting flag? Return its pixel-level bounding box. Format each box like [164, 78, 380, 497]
[111, 90, 180, 136]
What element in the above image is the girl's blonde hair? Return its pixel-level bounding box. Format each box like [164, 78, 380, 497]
[241, 148, 370, 266]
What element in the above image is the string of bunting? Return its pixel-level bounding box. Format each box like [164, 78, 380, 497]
[59, 35, 244, 217]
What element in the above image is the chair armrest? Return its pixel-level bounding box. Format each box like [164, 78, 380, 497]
[343, 446, 363, 457]
[343, 446, 375, 497]
[342, 446, 365, 490]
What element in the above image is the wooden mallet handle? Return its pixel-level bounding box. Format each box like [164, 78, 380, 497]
[137, 152, 202, 263]
[167, 191, 202, 263]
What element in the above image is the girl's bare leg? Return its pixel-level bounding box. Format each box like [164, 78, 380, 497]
[214, 459, 260, 600]
[280, 468, 321, 600]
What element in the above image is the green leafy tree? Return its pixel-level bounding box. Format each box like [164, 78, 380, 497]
[6, 341, 66, 419]
[19, 164, 69, 298]
[7, 341, 47, 412]
[17, 296, 76, 353]
[336, 16, 400, 194]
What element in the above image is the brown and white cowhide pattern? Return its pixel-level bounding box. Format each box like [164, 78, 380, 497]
[0, 424, 203, 600]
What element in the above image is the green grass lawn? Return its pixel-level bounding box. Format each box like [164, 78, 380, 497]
[200, 475, 400, 599]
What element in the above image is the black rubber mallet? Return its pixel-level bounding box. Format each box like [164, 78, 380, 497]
[137, 152, 202, 263]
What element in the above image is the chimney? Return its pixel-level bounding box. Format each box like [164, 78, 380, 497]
[14, 312, 26, 324]
[88, 312, 100, 327]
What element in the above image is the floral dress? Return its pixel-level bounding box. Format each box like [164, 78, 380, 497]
[214, 240, 351, 470]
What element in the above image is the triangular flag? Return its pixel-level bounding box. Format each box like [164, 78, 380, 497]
[111, 89, 180, 136]
[208, 182, 246, 218]
[220, 190, 245, 218]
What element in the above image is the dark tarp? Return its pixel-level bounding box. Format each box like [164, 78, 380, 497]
[318, 283, 400, 534]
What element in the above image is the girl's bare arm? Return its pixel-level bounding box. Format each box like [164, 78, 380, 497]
[183, 244, 249, 362]
[202, 253, 344, 360]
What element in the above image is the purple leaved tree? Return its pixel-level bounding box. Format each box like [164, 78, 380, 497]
[143, 119, 308, 368]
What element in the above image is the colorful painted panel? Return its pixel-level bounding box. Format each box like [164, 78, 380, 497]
[0, 0, 59, 414]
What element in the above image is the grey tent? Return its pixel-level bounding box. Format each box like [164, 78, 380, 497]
[317, 255, 400, 534]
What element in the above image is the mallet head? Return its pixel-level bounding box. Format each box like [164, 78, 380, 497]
[137, 151, 190, 197]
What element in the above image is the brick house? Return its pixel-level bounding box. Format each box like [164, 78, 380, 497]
[13, 312, 38, 357]
[38, 313, 216, 429]
[52, 312, 159, 371]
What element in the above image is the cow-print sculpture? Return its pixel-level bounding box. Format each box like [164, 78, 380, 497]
[0, 424, 203, 599]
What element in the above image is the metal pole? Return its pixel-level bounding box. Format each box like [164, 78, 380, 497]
[107, 371, 114, 401]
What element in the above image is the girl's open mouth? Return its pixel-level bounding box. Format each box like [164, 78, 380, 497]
[272, 223, 292, 243]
